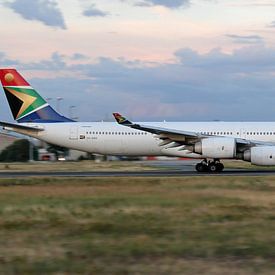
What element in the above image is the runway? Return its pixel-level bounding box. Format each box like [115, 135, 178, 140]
[1, 160, 275, 178]
[1, 169, 275, 178]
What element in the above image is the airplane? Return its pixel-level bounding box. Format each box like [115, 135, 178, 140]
[1, 68, 275, 173]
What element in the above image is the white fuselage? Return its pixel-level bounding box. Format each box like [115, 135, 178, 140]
[20, 121, 275, 159]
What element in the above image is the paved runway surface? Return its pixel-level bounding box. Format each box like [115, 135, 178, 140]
[0, 160, 275, 178]
[1, 169, 275, 178]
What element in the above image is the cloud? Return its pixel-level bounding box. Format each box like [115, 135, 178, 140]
[71, 53, 88, 60]
[174, 46, 275, 72]
[21, 52, 67, 70]
[2, 46, 275, 122]
[268, 20, 275, 28]
[83, 4, 109, 17]
[5, 0, 66, 29]
[226, 34, 263, 44]
[134, 0, 190, 9]
[0, 52, 19, 66]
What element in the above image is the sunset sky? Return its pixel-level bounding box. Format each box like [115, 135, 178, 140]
[1, 0, 275, 122]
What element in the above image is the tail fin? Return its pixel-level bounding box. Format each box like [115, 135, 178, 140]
[0, 69, 73, 123]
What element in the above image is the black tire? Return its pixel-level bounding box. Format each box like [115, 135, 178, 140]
[216, 163, 224, 172]
[196, 163, 207, 172]
[209, 163, 218, 173]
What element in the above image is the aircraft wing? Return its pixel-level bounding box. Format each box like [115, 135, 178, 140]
[0, 121, 44, 132]
[112, 113, 275, 150]
[113, 113, 206, 146]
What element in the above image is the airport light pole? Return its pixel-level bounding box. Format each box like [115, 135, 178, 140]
[29, 137, 34, 162]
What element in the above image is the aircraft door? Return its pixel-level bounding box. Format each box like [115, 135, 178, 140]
[79, 126, 89, 141]
[69, 126, 78, 140]
[240, 129, 247, 139]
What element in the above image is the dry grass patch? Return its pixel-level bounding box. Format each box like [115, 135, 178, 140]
[0, 176, 275, 274]
[0, 160, 156, 172]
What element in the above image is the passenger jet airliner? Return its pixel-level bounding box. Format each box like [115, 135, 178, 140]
[1, 68, 275, 173]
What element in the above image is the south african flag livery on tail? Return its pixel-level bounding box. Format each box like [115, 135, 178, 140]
[0, 69, 72, 123]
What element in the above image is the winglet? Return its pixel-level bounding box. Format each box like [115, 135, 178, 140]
[113, 113, 132, 125]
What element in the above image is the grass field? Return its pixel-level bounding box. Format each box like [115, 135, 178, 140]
[1, 176, 275, 274]
[0, 160, 156, 172]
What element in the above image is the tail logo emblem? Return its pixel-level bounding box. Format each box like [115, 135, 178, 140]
[4, 73, 14, 83]
[5, 88, 37, 119]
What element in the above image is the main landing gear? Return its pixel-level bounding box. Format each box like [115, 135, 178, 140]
[195, 159, 224, 173]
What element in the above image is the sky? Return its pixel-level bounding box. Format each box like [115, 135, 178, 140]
[1, 0, 275, 122]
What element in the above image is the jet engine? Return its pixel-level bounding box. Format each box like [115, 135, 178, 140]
[192, 137, 236, 159]
[243, 146, 275, 166]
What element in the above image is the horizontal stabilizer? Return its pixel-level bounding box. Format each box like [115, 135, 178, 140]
[0, 121, 44, 132]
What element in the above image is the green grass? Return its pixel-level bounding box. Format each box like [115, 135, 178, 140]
[0, 176, 275, 274]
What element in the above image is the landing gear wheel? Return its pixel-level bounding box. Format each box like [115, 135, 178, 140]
[209, 163, 218, 173]
[195, 163, 208, 172]
[195, 160, 224, 173]
[216, 163, 224, 172]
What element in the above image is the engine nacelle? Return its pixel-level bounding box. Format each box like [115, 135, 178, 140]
[193, 137, 236, 159]
[245, 146, 275, 166]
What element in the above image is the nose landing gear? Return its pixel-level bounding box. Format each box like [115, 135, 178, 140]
[195, 159, 224, 173]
